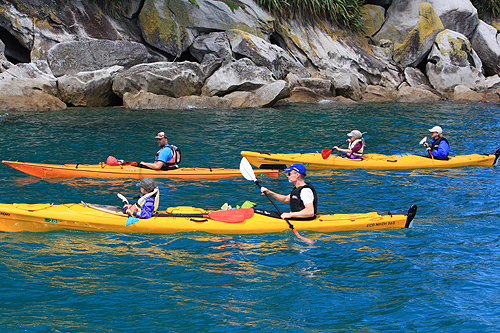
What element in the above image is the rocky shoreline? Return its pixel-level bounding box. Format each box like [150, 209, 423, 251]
[1, 0, 500, 111]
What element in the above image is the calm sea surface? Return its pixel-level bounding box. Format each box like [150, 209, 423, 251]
[0, 102, 499, 332]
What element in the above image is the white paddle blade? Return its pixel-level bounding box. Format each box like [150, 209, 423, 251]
[419, 137, 427, 145]
[239, 157, 257, 182]
[117, 193, 129, 205]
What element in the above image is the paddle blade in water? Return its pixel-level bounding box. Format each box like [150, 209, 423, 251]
[208, 208, 254, 223]
[125, 216, 140, 226]
[292, 228, 315, 244]
[321, 149, 332, 159]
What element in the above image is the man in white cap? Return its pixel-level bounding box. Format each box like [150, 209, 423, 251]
[139, 132, 181, 170]
[424, 126, 450, 159]
[333, 130, 365, 159]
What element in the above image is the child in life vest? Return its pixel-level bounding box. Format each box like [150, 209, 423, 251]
[123, 178, 160, 219]
[333, 130, 365, 159]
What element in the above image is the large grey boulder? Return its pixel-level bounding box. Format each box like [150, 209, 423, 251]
[451, 85, 485, 102]
[0, 0, 145, 62]
[122, 91, 233, 110]
[0, 61, 58, 96]
[396, 84, 441, 102]
[58, 66, 124, 107]
[404, 67, 442, 97]
[202, 58, 276, 97]
[321, 68, 362, 100]
[392, 2, 444, 67]
[0, 61, 65, 111]
[224, 80, 290, 108]
[226, 29, 309, 80]
[112, 61, 206, 98]
[277, 19, 403, 89]
[360, 4, 385, 38]
[426, 30, 486, 92]
[189, 32, 233, 65]
[48, 40, 148, 77]
[471, 20, 500, 77]
[138, 0, 274, 58]
[373, 0, 478, 45]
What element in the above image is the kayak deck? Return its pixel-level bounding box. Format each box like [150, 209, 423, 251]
[0, 202, 417, 235]
[2, 160, 279, 179]
[241, 149, 500, 170]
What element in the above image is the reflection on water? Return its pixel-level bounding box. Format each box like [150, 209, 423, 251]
[1, 104, 500, 331]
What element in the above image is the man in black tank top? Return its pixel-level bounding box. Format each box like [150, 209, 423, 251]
[259, 164, 317, 220]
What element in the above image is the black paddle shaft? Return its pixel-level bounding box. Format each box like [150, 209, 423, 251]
[255, 180, 295, 230]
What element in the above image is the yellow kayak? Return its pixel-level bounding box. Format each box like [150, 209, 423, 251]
[0, 202, 417, 234]
[2, 160, 279, 179]
[240, 149, 500, 170]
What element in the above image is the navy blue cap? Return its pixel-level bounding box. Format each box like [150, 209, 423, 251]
[284, 164, 306, 176]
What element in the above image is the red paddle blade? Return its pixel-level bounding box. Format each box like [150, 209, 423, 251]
[292, 228, 315, 244]
[208, 208, 254, 223]
[321, 149, 332, 160]
[122, 161, 138, 166]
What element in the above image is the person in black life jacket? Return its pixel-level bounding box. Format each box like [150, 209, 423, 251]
[333, 130, 365, 159]
[423, 126, 450, 160]
[260, 164, 317, 220]
[139, 131, 181, 170]
[123, 178, 159, 219]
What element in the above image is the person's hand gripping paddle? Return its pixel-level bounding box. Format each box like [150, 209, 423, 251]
[239, 157, 314, 244]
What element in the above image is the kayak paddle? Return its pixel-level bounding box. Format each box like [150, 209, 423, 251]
[239, 157, 314, 244]
[419, 137, 434, 160]
[118, 192, 253, 225]
[125, 209, 253, 226]
[154, 208, 254, 223]
[321, 141, 347, 159]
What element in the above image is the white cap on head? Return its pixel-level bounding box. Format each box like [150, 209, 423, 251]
[347, 130, 362, 139]
[428, 126, 443, 134]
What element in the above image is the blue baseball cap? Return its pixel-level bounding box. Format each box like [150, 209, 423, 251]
[284, 164, 306, 176]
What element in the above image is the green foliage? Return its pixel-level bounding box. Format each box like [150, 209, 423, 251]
[472, 0, 500, 18]
[189, 0, 200, 7]
[255, 0, 365, 32]
[224, 0, 241, 11]
[89, 0, 124, 18]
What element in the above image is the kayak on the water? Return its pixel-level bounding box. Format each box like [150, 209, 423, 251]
[0, 202, 417, 235]
[1, 160, 279, 179]
[240, 149, 500, 170]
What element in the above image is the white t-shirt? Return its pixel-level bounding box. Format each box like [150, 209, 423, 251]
[300, 188, 314, 205]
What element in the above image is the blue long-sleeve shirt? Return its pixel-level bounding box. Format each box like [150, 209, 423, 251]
[429, 139, 450, 159]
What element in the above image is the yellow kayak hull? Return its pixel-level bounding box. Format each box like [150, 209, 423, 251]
[241, 149, 500, 170]
[2, 160, 279, 179]
[0, 203, 417, 234]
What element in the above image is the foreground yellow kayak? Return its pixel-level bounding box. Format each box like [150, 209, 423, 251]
[0, 202, 417, 234]
[2, 160, 279, 179]
[241, 149, 500, 170]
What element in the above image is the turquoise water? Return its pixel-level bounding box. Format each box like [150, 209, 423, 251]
[0, 102, 499, 331]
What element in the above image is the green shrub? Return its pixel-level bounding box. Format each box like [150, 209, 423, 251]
[255, 0, 365, 32]
[472, 0, 500, 18]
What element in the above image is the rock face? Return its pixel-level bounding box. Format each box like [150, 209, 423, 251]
[426, 30, 486, 92]
[2, 0, 500, 110]
[48, 41, 149, 77]
[58, 66, 124, 107]
[113, 62, 206, 98]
